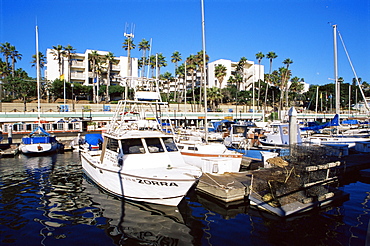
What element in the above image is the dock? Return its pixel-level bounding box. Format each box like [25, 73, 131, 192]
[195, 144, 366, 217]
[0, 144, 19, 157]
[196, 172, 252, 203]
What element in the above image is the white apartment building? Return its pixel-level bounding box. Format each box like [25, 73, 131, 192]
[207, 59, 264, 90]
[160, 59, 264, 101]
[45, 49, 138, 87]
[45, 50, 264, 100]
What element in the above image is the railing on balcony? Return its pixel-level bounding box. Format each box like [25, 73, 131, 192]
[72, 61, 84, 67]
[71, 72, 85, 79]
[112, 65, 120, 70]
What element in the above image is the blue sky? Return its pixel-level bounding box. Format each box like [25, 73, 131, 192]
[1, 0, 369, 86]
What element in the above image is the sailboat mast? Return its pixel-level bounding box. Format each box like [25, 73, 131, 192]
[333, 24, 340, 115]
[201, 0, 208, 143]
[36, 25, 41, 124]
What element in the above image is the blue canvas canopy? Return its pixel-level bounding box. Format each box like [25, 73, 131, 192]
[85, 134, 103, 146]
[301, 114, 340, 131]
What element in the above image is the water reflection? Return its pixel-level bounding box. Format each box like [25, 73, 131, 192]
[0, 152, 368, 246]
[0, 152, 193, 245]
[182, 188, 354, 246]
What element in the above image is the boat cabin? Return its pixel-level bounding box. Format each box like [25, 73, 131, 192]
[104, 135, 179, 155]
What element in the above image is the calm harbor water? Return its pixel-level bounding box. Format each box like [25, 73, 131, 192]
[0, 152, 369, 246]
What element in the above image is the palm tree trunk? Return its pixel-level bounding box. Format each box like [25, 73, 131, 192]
[191, 75, 195, 112]
[107, 64, 111, 102]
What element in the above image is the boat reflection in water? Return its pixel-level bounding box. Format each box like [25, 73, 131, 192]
[0, 153, 194, 245]
[82, 177, 193, 245]
[0, 153, 368, 245]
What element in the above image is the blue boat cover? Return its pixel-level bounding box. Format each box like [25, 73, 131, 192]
[22, 136, 56, 144]
[301, 114, 340, 131]
[85, 134, 103, 146]
[209, 120, 235, 132]
[341, 119, 358, 125]
[30, 126, 51, 136]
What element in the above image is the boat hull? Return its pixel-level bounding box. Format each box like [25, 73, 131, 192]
[180, 151, 242, 172]
[20, 142, 60, 155]
[81, 151, 199, 206]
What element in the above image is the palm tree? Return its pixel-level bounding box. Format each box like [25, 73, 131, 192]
[207, 87, 223, 111]
[264, 51, 278, 110]
[9, 45, 22, 77]
[51, 45, 65, 78]
[160, 71, 173, 102]
[148, 54, 157, 78]
[138, 39, 150, 77]
[156, 53, 167, 75]
[32, 52, 48, 102]
[255, 52, 265, 108]
[214, 64, 227, 88]
[236, 57, 247, 90]
[122, 37, 135, 78]
[104, 52, 118, 102]
[88, 50, 100, 103]
[175, 63, 186, 102]
[63, 45, 75, 83]
[0, 59, 8, 79]
[171, 51, 182, 102]
[277, 67, 288, 110]
[195, 50, 209, 108]
[282, 58, 293, 107]
[186, 55, 197, 111]
[31, 51, 46, 79]
[0, 42, 12, 70]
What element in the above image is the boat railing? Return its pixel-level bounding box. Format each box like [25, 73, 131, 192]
[107, 99, 175, 135]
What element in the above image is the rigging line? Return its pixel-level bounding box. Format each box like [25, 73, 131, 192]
[337, 30, 370, 112]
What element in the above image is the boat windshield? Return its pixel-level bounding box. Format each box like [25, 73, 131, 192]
[162, 137, 178, 152]
[122, 139, 145, 154]
[145, 138, 165, 153]
[232, 126, 248, 137]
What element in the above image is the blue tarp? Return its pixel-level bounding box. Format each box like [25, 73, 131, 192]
[208, 120, 235, 132]
[301, 114, 340, 131]
[30, 126, 50, 136]
[22, 136, 56, 144]
[341, 119, 358, 125]
[209, 120, 235, 132]
[85, 134, 103, 146]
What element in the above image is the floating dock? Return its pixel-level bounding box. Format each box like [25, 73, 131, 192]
[196, 172, 251, 203]
[196, 144, 358, 217]
[0, 145, 19, 157]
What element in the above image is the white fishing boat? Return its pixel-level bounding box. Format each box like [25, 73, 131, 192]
[81, 91, 202, 206]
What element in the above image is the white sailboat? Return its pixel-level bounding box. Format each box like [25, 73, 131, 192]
[176, 0, 243, 173]
[19, 26, 63, 155]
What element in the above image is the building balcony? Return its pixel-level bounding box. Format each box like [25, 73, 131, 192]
[112, 65, 120, 70]
[72, 61, 85, 68]
[71, 72, 86, 79]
